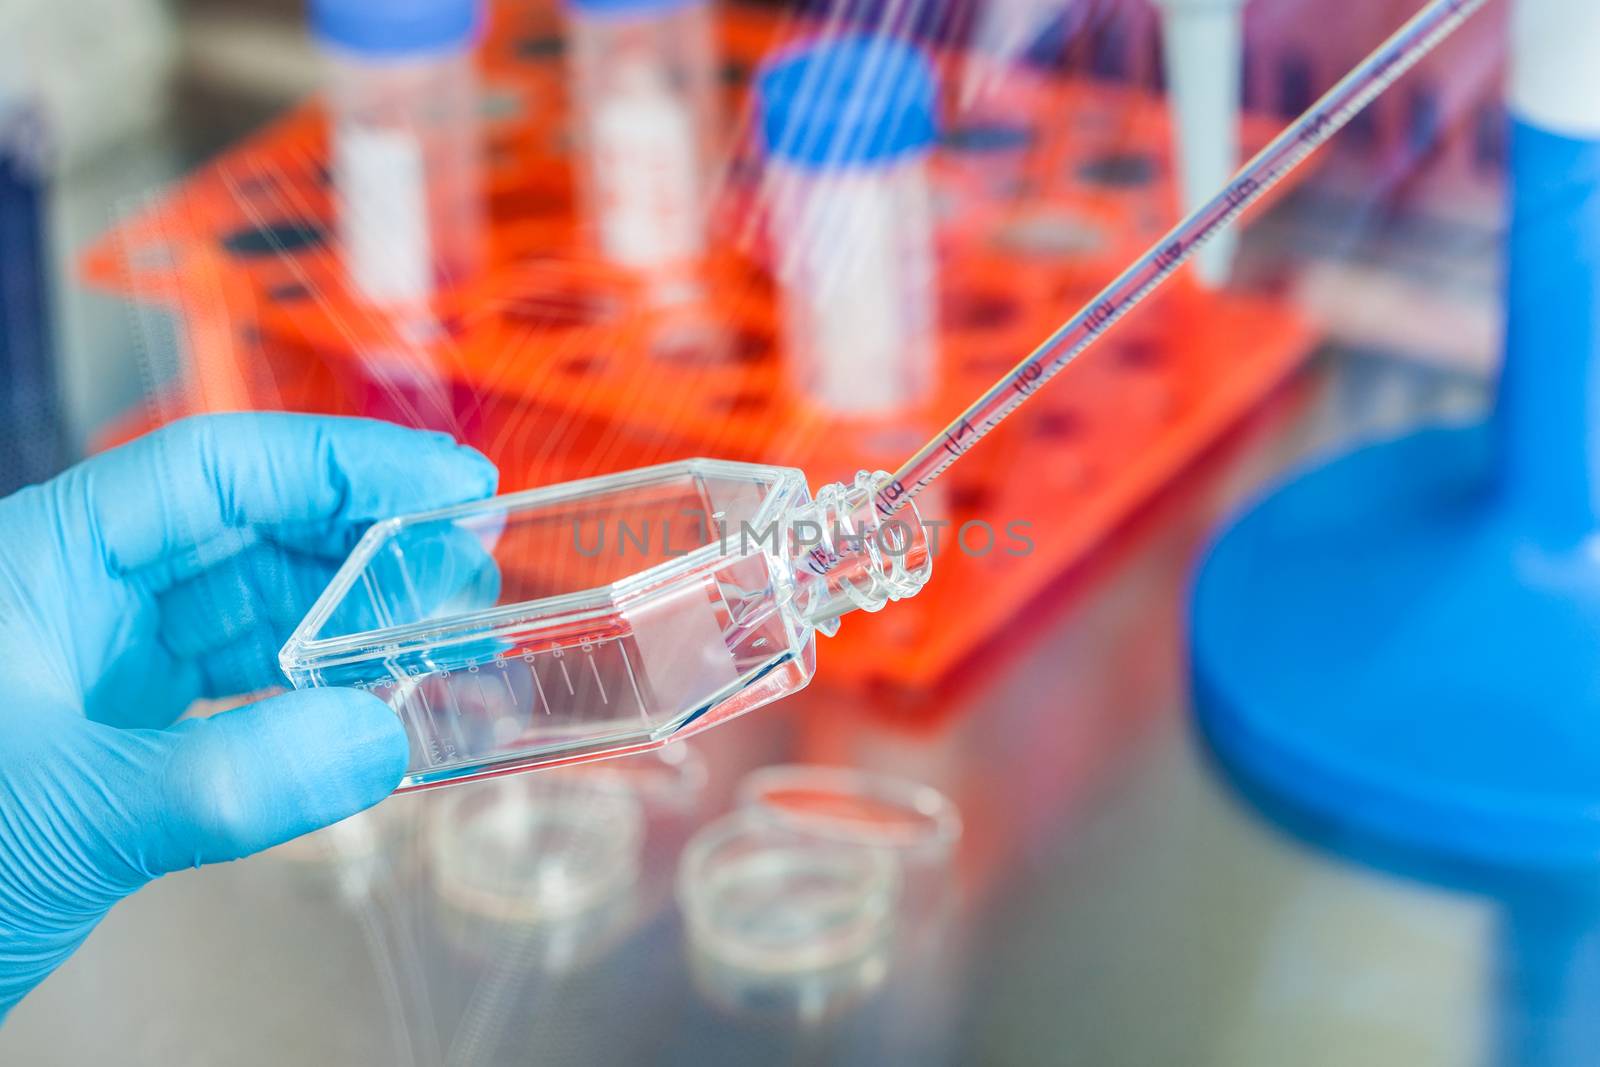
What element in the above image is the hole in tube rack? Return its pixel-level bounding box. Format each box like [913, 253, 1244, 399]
[947, 483, 994, 514]
[1115, 338, 1165, 370]
[516, 35, 565, 60]
[268, 282, 310, 301]
[222, 221, 328, 259]
[728, 330, 773, 365]
[1076, 152, 1158, 189]
[940, 122, 1035, 154]
[941, 290, 1022, 332]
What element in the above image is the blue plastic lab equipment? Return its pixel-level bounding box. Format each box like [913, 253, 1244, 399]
[1191, 114, 1600, 867]
[1191, 1, 1600, 871]
[1192, 4, 1600, 1062]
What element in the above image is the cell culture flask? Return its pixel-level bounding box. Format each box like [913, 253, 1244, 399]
[280, 460, 930, 790]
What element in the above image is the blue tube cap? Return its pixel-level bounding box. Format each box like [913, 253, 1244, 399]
[757, 35, 939, 169]
[311, 0, 482, 56]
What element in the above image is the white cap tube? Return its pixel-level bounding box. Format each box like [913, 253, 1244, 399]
[1510, 0, 1600, 138]
[1155, 0, 1246, 288]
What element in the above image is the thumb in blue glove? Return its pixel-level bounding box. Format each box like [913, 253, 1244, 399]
[0, 413, 499, 1017]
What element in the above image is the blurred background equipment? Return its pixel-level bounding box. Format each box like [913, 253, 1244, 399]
[1193, 4, 1600, 1063]
[758, 34, 941, 416]
[0, 0, 176, 485]
[1152, 0, 1245, 287]
[1194, 0, 1600, 875]
[0, 97, 66, 494]
[565, 0, 719, 274]
[313, 0, 486, 310]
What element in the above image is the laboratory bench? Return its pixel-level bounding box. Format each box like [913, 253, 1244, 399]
[1, 352, 1513, 1067]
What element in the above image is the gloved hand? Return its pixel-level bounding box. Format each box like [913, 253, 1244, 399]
[0, 413, 498, 1017]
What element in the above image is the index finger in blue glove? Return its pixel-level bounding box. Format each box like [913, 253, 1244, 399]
[76, 413, 498, 590]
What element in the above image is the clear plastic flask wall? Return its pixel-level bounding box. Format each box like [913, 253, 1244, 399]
[319, 31, 485, 306]
[565, 0, 719, 271]
[758, 36, 941, 417]
[280, 460, 930, 791]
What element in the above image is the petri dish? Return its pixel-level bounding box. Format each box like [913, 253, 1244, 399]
[426, 771, 644, 927]
[677, 809, 900, 975]
[736, 764, 962, 869]
[685, 923, 892, 1023]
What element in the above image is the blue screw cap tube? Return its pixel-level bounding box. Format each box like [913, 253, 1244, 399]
[756, 35, 942, 417]
[310, 0, 482, 56]
[757, 34, 938, 170]
[313, 0, 486, 311]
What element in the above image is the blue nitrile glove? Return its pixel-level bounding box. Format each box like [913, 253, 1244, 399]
[0, 413, 498, 1017]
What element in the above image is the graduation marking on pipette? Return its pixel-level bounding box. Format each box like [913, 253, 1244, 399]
[874, 0, 1488, 518]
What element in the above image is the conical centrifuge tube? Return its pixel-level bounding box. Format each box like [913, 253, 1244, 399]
[1154, 0, 1247, 288]
[281, 0, 1484, 792]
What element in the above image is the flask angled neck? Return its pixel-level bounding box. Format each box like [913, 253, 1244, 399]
[783, 471, 932, 636]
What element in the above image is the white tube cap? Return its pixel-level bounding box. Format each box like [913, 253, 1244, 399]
[1510, 0, 1600, 138]
[1156, 0, 1246, 287]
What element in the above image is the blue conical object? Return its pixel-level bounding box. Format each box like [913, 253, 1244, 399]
[1193, 119, 1600, 869]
